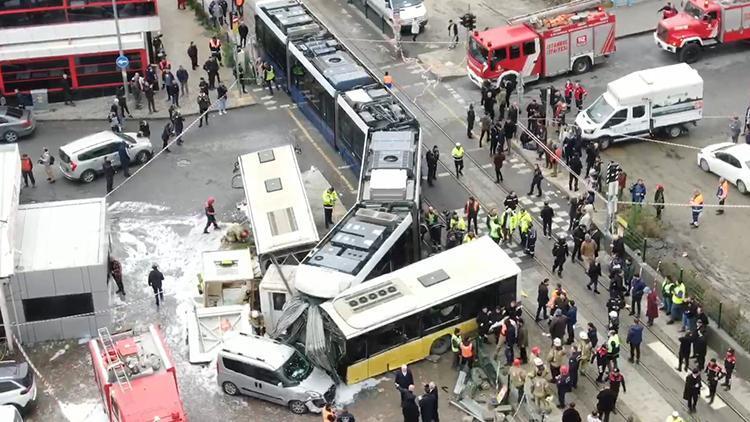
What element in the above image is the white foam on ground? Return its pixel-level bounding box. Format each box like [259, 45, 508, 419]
[59, 401, 108, 422]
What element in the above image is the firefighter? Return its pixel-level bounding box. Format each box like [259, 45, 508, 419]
[658, 2, 678, 19]
[425, 207, 441, 249]
[564, 80, 574, 107]
[574, 82, 587, 111]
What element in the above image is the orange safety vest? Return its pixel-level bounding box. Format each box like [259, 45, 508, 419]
[460, 342, 474, 358]
[383, 74, 393, 85]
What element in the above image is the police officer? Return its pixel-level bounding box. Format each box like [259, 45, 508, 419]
[452, 142, 465, 177]
[552, 236, 569, 277]
[161, 120, 174, 152]
[322, 187, 339, 229]
[103, 157, 115, 193]
[705, 358, 724, 404]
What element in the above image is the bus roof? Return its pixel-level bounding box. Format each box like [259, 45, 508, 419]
[473, 24, 538, 49]
[239, 145, 319, 256]
[320, 236, 521, 339]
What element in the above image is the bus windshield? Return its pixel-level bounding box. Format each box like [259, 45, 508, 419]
[282, 351, 313, 383]
[586, 95, 615, 124]
[468, 37, 489, 65]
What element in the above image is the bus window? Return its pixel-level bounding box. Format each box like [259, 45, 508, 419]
[367, 320, 418, 355]
[345, 337, 367, 363]
[423, 302, 461, 333]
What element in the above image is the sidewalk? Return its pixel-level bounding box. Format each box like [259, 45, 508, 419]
[34, 0, 256, 121]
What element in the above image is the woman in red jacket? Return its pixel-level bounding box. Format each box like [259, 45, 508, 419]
[645, 286, 660, 326]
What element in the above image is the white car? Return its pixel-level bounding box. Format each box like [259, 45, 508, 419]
[0, 361, 36, 413]
[697, 142, 750, 194]
[58, 131, 153, 183]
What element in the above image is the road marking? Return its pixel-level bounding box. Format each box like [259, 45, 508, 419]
[481, 163, 493, 169]
[263, 100, 277, 106]
[261, 95, 273, 100]
[253, 88, 263, 92]
[280, 104, 290, 108]
[437, 172, 451, 178]
[267, 106, 277, 110]
[286, 109, 354, 192]
[337, 164, 351, 170]
[647, 341, 726, 410]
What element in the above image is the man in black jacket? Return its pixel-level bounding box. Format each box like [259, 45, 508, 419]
[568, 154, 582, 191]
[238, 21, 249, 48]
[425, 146, 439, 186]
[552, 236, 569, 277]
[103, 157, 115, 193]
[541, 201, 554, 238]
[596, 386, 617, 422]
[466, 104, 475, 138]
[395, 365, 414, 391]
[536, 278, 550, 322]
[418, 383, 439, 422]
[203, 57, 220, 89]
[147, 264, 165, 308]
[396, 384, 420, 422]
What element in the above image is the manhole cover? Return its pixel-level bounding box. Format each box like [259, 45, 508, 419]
[177, 159, 191, 167]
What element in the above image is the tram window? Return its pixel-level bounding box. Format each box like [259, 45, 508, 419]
[338, 108, 366, 160]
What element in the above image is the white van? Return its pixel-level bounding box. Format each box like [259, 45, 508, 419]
[216, 333, 336, 414]
[363, 0, 428, 31]
[575, 63, 703, 149]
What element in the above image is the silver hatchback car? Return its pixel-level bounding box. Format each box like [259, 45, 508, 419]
[0, 107, 36, 143]
[58, 131, 153, 183]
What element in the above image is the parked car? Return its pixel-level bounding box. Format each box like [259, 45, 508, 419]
[697, 142, 750, 194]
[58, 131, 153, 183]
[0, 361, 36, 412]
[0, 107, 35, 143]
[217, 333, 336, 414]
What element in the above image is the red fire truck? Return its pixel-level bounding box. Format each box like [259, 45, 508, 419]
[466, 0, 616, 88]
[654, 0, 750, 63]
[89, 325, 187, 422]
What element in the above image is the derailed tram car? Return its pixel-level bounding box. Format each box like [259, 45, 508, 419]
[254, 0, 423, 300]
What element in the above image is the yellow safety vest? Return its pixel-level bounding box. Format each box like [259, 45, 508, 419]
[452, 146, 464, 160]
[450, 334, 462, 352]
[265, 67, 276, 81]
[450, 217, 467, 231]
[518, 212, 532, 232]
[489, 217, 501, 239]
[463, 234, 475, 243]
[322, 190, 338, 207]
[672, 283, 686, 305]
[607, 334, 620, 354]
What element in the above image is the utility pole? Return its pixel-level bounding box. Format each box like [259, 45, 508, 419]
[111, 0, 129, 96]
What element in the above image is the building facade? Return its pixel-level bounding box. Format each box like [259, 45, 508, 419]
[0, 0, 161, 102]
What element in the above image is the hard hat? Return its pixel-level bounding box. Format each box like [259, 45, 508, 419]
[513, 358, 521, 367]
[553, 338, 562, 347]
[579, 331, 588, 340]
[609, 311, 617, 318]
[672, 411, 679, 417]
[533, 357, 543, 366]
[456, 142, 462, 147]
[531, 346, 541, 356]
[251, 310, 259, 318]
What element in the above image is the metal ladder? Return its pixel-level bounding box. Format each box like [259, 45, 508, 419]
[97, 327, 132, 391]
[507, 0, 603, 25]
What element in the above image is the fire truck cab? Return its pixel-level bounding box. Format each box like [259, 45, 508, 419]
[467, 0, 616, 88]
[89, 325, 187, 422]
[654, 0, 750, 63]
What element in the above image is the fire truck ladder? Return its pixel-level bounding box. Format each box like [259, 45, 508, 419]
[507, 0, 603, 25]
[97, 327, 132, 391]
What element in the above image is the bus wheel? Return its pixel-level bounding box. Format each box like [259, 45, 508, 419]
[430, 335, 451, 355]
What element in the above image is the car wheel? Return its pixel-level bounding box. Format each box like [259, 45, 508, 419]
[135, 150, 151, 164]
[572, 57, 592, 74]
[599, 137, 611, 150]
[288, 400, 308, 414]
[679, 43, 701, 64]
[738, 180, 747, 194]
[667, 125, 682, 139]
[80, 169, 96, 184]
[429, 335, 451, 355]
[699, 159, 710, 172]
[222, 381, 239, 396]
[3, 130, 18, 143]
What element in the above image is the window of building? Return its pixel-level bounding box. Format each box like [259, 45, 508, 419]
[272, 293, 286, 311]
[0, 0, 155, 27]
[22, 293, 94, 322]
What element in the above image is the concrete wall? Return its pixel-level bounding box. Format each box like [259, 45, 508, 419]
[6, 262, 111, 343]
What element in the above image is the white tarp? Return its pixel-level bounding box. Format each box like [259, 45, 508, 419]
[0, 144, 20, 278]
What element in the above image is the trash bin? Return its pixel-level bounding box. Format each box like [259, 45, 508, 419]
[30, 89, 48, 111]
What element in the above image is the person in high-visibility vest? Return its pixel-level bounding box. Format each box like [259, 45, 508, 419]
[661, 275, 675, 315]
[606, 330, 621, 371]
[516, 208, 533, 249]
[689, 189, 704, 228]
[383, 71, 393, 89]
[716, 177, 729, 215]
[322, 187, 339, 229]
[449, 212, 467, 232]
[665, 410, 685, 422]
[424, 207, 441, 249]
[452, 142, 465, 178]
[463, 231, 476, 243]
[459, 337, 475, 369]
[263, 63, 277, 95]
[668, 279, 686, 324]
[450, 328, 462, 368]
[487, 209, 501, 244]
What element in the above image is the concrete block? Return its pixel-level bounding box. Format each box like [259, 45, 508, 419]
[32, 320, 63, 342]
[23, 270, 55, 298]
[52, 267, 85, 295]
[61, 316, 93, 340]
